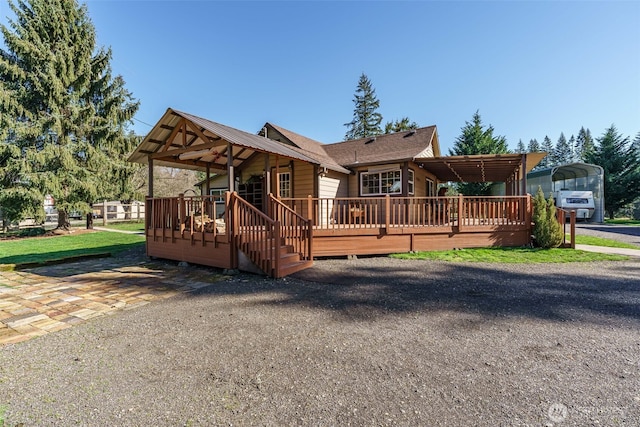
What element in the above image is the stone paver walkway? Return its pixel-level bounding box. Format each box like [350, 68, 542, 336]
[0, 256, 219, 345]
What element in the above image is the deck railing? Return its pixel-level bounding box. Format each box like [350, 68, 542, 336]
[268, 194, 313, 261]
[146, 194, 227, 242]
[280, 195, 532, 230]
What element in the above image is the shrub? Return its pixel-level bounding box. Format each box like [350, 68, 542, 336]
[532, 187, 564, 248]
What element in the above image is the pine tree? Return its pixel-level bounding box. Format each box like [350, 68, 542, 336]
[552, 132, 573, 166]
[527, 138, 541, 153]
[567, 135, 576, 163]
[0, 0, 139, 229]
[384, 117, 418, 134]
[449, 111, 509, 195]
[516, 139, 526, 153]
[344, 73, 383, 140]
[540, 136, 554, 168]
[576, 127, 594, 162]
[585, 126, 640, 219]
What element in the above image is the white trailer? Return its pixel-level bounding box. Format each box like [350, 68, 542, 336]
[554, 190, 595, 220]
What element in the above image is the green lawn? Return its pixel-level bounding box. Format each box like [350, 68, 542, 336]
[605, 218, 640, 225]
[390, 247, 628, 263]
[99, 221, 145, 232]
[0, 231, 144, 266]
[573, 234, 639, 249]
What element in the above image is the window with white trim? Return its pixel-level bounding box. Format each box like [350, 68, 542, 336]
[408, 169, 415, 195]
[361, 170, 402, 195]
[279, 172, 291, 198]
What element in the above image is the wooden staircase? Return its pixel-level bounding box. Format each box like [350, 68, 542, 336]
[243, 237, 312, 278]
[231, 193, 313, 278]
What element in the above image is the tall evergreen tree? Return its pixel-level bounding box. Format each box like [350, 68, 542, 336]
[0, 0, 139, 229]
[540, 136, 554, 168]
[527, 138, 541, 153]
[344, 73, 383, 140]
[567, 135, 576, 163]
[576, 127, 594, 162]
[449, 111, 508, 195]
[552, 132, 573, 165]
[516, 139, 526, 153]
[384, 117, 418, 134]
[585, 126, 640, 219]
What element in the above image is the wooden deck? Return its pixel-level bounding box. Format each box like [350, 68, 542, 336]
[144, 193, 537, 277]
[281, 195, 532, 256]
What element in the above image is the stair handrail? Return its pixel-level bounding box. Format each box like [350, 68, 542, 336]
[269, 194, 313, 262]
[230, 192, 279, 276]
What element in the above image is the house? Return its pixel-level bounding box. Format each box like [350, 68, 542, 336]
[128, 108, 546, 277]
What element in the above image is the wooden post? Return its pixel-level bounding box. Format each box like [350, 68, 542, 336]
[521, 154, 527, 196]
[275, 155, 280, 198]
[385, 195, 390, 231]
[148, 156, 154, 198]
[227, 141, 235, 193]
[205, 163, 211, 197]
[570, 210, 576, 249]
[178, 193, 186, 233]
[273, 221, 281, 278]
[457, 194, 464, 230]
[102, 200, 107, 226]
[307, 195, 313, 224]
[264, 153, 271, 216]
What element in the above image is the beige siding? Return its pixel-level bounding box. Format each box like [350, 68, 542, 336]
[292, 161, 314, 198]
[318, 171, 349, 226]
[199, 175, 229, 196]
[239, 155, 266, 184]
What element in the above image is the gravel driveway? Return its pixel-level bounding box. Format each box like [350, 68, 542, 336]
[1, 246, 640, 426]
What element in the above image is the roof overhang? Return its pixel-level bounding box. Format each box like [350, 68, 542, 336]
[415, 152, 547, 183]
[127, 108, 320, 172]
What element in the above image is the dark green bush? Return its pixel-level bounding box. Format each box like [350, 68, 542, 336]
[532, 187, 564, 248]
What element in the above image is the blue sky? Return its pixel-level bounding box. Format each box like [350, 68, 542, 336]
[1, 0, 639, 154]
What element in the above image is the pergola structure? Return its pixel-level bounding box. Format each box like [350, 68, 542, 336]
[416, 153, 547, 196]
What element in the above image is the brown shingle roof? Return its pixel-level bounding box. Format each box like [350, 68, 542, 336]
[323, 126, 439, 167]
[262, 123, 351, 174]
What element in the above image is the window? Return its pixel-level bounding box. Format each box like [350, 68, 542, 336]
[408, 169, 415, 195]
[426, 178, 435, 196]
[279, 172, 291, 198]
[361, 170, 401, 196]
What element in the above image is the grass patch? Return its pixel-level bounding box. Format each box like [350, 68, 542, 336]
[390, 247, 628, 263]
[0, 404, 6, 427]
[0, 231, 144, 266]
[99, 221, 145, 232]
[605, 218, 640, 225]
[573, 234, 639, 249]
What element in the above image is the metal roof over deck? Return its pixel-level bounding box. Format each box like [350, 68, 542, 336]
[128, 108, 321, 171]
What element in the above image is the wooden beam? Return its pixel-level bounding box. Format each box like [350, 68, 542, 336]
[160, 118, 185, 152]
[149, 140, 224, 159]
[185, 121, 222, 146]
[168, 158, 227, 171]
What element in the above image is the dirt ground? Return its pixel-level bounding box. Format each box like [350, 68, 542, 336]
[1, 242, 639, 426]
